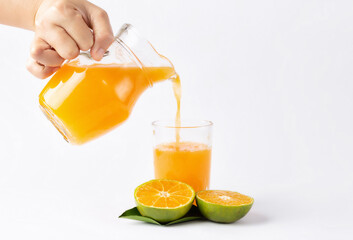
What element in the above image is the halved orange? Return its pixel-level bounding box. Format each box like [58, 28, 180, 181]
[196, 190, 254, 223]
[134, 179, 195, 223]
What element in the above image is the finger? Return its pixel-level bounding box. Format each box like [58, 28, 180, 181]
[52, 9, 94, 51]
[37, 24, 80, 60]
[30, 37, 65, 67]
[26, 57, 59, 79]
[85, 4, 114, 60]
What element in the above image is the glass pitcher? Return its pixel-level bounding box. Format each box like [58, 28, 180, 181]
[39, 24, 176, 145]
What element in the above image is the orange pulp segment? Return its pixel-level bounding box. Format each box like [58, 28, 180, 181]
[135, 179, 195, 208]
[197, 190, 253, 206]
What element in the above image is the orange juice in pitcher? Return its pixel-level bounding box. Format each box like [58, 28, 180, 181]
[39, 24, 176, 144]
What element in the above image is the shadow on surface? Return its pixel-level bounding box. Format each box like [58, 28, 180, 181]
[236, 212, 268, 225]
[120, 212, 268, 227]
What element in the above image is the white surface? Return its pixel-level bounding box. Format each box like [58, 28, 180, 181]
[0, 0, 353, 239]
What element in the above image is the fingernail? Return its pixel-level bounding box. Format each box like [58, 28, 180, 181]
[96, 48, 105, 60]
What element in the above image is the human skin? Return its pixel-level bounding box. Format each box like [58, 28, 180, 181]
[0, 0, 114, 78]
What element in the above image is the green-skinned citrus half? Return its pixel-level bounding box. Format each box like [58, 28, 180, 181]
[134, 179, 195, 223]
[196, 190, 254, 223]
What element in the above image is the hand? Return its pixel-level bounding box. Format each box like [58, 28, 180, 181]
[26, 0, 114, 79]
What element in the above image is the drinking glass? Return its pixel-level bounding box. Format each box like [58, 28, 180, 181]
[152, 120, 213, 192]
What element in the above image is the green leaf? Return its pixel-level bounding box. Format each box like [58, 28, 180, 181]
[119, 205, 204, 226]
[165, 216, 202, 225]
[119, 207, 161, 225]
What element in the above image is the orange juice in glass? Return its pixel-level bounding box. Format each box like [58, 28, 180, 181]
[153, 120, 213, 192]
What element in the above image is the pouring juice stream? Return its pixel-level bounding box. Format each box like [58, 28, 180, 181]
[154, 74, 212, 193]
[172, 74, 181, 144]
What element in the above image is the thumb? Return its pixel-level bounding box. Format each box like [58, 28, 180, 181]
[86, 5, 114, 61]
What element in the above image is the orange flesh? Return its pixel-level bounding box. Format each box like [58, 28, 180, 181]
[197, 190, 253, 206]
[135, 180, 194, 208]
[39, 62, 175, 144]
[154, 142, 211, 193]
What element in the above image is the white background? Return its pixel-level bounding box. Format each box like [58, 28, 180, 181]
[0, 0, 352, 239]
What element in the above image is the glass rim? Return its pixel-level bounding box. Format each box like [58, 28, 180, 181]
[152, 120, 213, 129]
